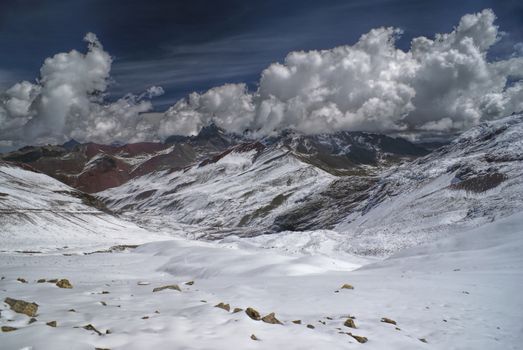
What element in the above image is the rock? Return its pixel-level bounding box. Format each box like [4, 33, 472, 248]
[348, 333, 368, 343]
[28, 317, 37, 324]
[83, 324, 102, 336]
[232, 307, 243, 313]
[17, 278, 28, 283]
[292, 320, 301, 324]
[185, 281, 195, 285]
[1, 326, 18, 332]
[68, 309, 76, 312]
[214, 302, 230, 312]
[307, 324, 315, 329]
[100, 301, 107, 306]
[106, 329, 112, 334]
[152, 284, 181, 292]
[37, 279, 46, 283]
[95, 348, 111, 350]
[250, 334, 259, 341]
[137, 281, 150, 285]
[4, 297, 38, 317]
[101, 291, 110, 294]
[344, 318, 357, 328]
[261, 312, 282, 325]
[319, 320, 326, 325]
[419, 338, 428, 343]
[47, 279, 58, 283]
[142, 316, 149, 319]
[46, 321, 57, 327]
[340, 284, 354, 290]
[381, 317, 397, 325]
[56, 279, 73, 289]
[245, 307, 261, 320]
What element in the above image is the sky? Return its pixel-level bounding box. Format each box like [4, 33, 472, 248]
[0, 0, 522, 149]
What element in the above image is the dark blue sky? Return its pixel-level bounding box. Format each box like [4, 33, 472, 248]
[1, 0, 522, 110]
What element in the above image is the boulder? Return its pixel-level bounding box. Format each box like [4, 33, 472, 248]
[344, 318, 357, 328]
[381, 317, 397, 325]
[261, 312, 282, 325]
[152, 284, 181, 292]
[348, 333, 368, 343]
[4, 297, 38, 317]
[214, 302, 230, 312]
[340, 284, 354, 290]
[56, 279, 73, 289]
[1, 326, 18, 332]
[245, 307, 261, 320]
[46, 321, 57, 327]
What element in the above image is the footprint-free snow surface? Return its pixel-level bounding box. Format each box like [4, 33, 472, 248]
[1, 212, 522, 349]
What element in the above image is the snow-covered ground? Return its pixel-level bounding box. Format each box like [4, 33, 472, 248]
[0, 162, 168, 253]
[1, 212, 522, 349]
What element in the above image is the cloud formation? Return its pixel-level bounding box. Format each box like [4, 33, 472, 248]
[0, 33, 162, 147]
[1, 9, 522, 148]
[164, 9, 523, 137]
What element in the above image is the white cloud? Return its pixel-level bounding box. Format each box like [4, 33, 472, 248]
[0, 33, 161, 147]
[161, 9, 523, 137]
[1, 9, 522, 148]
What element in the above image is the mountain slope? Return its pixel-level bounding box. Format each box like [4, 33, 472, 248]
[336, 114, 523, 255]
[0, 161, 166, 252]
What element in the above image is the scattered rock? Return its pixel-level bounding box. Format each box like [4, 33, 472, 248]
[185, 281, 195, 285]
[47, 279, 58, 283]
[250, 334, 259, 341]
[4, 297, 38, 317]
[154, 310, 160, 314]
[292, 320, 302, 324]
[153, 284, 181, 292]
[101, 291, 110, 294]
[46, 321, 57, 327]
[326, 317, 333, 320]
[17, 278, 28, 283]
[28, 317, 37, 324]
[348, 333, 368, 343]
[83, 324, 102, 336]
[37, 279, 46, 283]
[232, 307, 243, 313]
[142, 316, 149, 320]
[344, 318, 357, 328]
[381, 317, 397, 325]
[395, 327, 401, 331]
[56, 279, 73, 289]
[200, 300, 207, 303]
[245, 307, 261, 320]
[100, 301, 107, 306]
[1, 326, 18, 332]
[106, 329, 112, 334]
[214, 302, 230, 312]
[319, 320, 326, 325]
[68, 309, 76, 312]
[261, 312, 282, 325]
[307, 324, 315, 329]
[419, 338, 428, 343]
[95, 348, 111, 350]
[340, 284, 354, 290]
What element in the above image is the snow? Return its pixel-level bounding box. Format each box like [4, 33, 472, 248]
[1, 211, 522, 349]
[0, 163, 168, 253]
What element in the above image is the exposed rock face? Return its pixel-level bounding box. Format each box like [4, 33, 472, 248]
[245, 307, 261, 320]
[152, 284, 181, 292]
[4, 297, 38, 317]
[56, 279, 73, 289]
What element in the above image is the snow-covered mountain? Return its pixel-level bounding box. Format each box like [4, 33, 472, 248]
[0, 161, 166, 252]
[335, 114, 523, 255]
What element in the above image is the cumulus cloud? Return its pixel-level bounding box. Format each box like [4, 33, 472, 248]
[1, 9, 522, 148]
[163, 9, 523, 137]
[0, 33, 163, 147]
